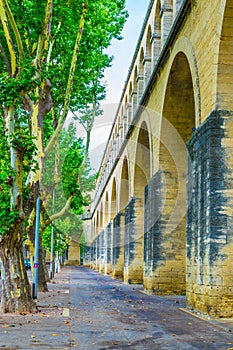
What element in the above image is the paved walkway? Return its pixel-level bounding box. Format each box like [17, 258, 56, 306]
[0, 266, 233, 349]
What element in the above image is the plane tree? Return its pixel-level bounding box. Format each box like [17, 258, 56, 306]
[0, 0, 127, 313]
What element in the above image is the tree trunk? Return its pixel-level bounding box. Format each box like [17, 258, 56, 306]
[38, 238, 48, 291]
[43, 252, 50, 283]
[0, 234, 36, 314]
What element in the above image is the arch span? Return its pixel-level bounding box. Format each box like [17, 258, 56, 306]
[144, 51, 196, 294]
[124, 121, 151, 284]
[161, 36, 201, 125]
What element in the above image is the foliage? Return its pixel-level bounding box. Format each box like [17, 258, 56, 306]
[0, 0, 128, 233]
[79, 232, 86, 259]
[0, 0, 128, 311]
[0, 115, 19, 235]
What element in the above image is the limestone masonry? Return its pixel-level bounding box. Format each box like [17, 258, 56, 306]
[83, 0, 233, 318]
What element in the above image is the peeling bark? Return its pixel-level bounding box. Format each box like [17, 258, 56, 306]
[38, 236, 48, 292]
[0, 233, 36, 314]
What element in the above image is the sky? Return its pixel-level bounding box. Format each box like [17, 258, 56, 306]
[104, 0, 151, 105]
[87, 0, 151, 171]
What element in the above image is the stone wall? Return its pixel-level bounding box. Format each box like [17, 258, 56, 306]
[187, 110, 233, 317]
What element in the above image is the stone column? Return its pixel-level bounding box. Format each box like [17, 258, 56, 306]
[137, 74, 144, 105]
[131, 90, 137, 119]
[99, 230, 105, 273]
[151, 32, 161, 66]
[143, 165, 186, 295]
[95, 236, 100, 270]
[161, 4, 173, 47]
[105, 222, 113, 275]
[143, 171, 163, 291]
[127, 102, 132, 125]
[65, 240, 80, 266]
[143, 56, 152, 87]
[123, 114, 128, 137]
[186, 110, 233, 318]
[124, 198, 144, 284]
[112, 212, 124, 279]
[91, 239, 97, 270]
[83, 244, 91, 267]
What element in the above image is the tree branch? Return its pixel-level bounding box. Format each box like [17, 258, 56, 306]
[0, 0, 16, 75]
[44, 194, 73, 228]
[2, 0, 24, 63]
[45, 0, 88, 155]
[0, 43, 11, 73]
[36, 0, 53, 65]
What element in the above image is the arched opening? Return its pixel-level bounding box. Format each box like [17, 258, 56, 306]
[139, 48, 144, 76]
[93, 217, 96, 238]
[124, 96, 128, 137]
[95, 211, 100, 270]
[128, 83, 133, 123]
[138, 48, 144, 103]
[155, 0, 161, 34]
[91, 216, 96, 268]
[110, 178, 117, 220]
[100, 203, 103, 231]
[134, 122, 151, 198]
[152, 0, 161, 65]
[104, 192, 109, 226]
[145, 26, 152, 85]
[104, 191, 112, 275]
[157, 52, 195, 294]
[217, 1, 233, 110]
[99, 203, 105, 272]
[146, 26, 152, 58]
[96, 212, 99, 236]
[120, 157, 129, 212]
[124, 122, 151, 284]
[161, 0, 173, 45]
[133, 67, 138, 114]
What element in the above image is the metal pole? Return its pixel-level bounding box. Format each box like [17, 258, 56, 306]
[32, 195, 40, 299]
[49, 222, 54, 280]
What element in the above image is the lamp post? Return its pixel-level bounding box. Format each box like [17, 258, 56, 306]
[49, 222, 55, 280]
[32, 195, 40, 299]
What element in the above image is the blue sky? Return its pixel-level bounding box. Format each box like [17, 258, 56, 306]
[86, 1, 151, 171]
[104, 0, 151, 104]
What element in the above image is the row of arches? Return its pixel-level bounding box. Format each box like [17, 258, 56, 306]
[87, 0, 233, 318]
[90, 49, 195, 291]
[95, 0, 185, 201]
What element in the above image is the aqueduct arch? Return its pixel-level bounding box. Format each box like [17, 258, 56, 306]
[143, 51, 196, 293]
[124, 122, 151, 284]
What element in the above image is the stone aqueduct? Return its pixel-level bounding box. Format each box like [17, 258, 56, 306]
[83, 0, 233, 318]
